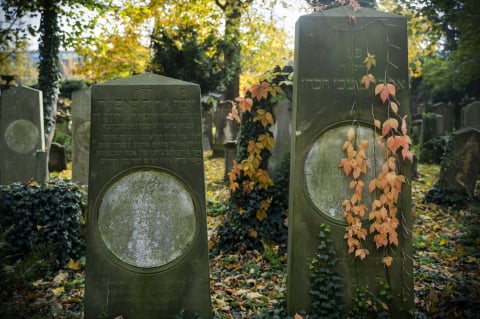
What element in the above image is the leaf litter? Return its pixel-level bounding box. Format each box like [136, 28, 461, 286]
[5, 158, 479, 318]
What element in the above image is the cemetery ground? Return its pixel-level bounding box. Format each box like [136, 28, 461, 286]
[1, 154, 479, 318]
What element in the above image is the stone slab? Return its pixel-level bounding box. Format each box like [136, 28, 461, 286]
[85, 73, 212, 319]
[287, 7, 412, 316]
[0, 86, 46, 184]
[71, 88, 91, 185]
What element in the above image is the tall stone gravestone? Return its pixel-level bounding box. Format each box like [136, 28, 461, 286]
[71, 87, 91, 185]
[85, 73, 212, 318]
[0, 86, 47, 184]
[288, 7, 412, 316]
[212, 101, 231, 157]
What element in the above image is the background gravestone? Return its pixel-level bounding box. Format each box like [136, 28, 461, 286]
[287, 7, 412, 316]
[437, 127, 480, 197]
[212, 101, 231, 157]
[268, 99, 292, 174]
[85, 73, 212, 319]
[71, 87, 91, 185]
[48, 142, 67, 172]
[0, 86, 47, 184]
[462, 100, 480, 129]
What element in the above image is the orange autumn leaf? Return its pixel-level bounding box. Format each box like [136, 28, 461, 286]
[375, 83, 396, 103]
[361, 73, 376, 90]
[355, 248, 369, 260]
[347, 127, 355, 141]
[235, 96, 253, 113]
[248, 81, 270, 101]
[382, 118, 399, 136]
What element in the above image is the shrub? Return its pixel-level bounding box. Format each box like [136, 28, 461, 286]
[0, 179, 86, 266]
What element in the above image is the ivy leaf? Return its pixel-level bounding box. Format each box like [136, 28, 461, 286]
[256, 208, 267, 221]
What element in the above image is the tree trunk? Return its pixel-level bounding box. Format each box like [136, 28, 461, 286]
[38, 0, 61, 178]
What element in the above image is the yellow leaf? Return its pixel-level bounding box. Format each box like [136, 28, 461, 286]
[347, 127, 355, 141]
[67, 258, 81, 271]
[51, 287, 65, 296]
[256, 209, 267, 221]
[390, 101, 398, 113]
[383, 256, 393, 267]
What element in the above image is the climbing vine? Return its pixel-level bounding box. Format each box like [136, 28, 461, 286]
[213, 66, 292, 253]
[339, 30, 413, 267]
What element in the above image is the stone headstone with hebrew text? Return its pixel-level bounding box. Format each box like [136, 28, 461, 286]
[0, 86, 47, 184]
[85, 73, 212, 319]
[71, 88, 91, 185]
[287, 7, 413, 316]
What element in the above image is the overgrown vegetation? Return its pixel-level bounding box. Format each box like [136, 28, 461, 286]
[0, 179, 86, 266]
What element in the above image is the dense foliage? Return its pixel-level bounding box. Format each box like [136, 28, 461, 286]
[0, 180, 86, 266]
[213, 66, 292, 254]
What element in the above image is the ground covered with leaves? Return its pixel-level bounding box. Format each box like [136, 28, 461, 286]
[2, 158, 479, 318]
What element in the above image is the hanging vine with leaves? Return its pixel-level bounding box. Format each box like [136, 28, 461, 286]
[339, 19, 413, 268]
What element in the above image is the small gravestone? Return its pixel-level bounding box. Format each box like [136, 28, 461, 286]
[287, 7, 412, 316]
[71, 88, 91, 185]
[426, 102, 455, 132]
[85, 73, 212, 319]
[268, 99, 292, 174]
[212, 101, 231, 157]
[437, 127, 480, 196]
[223, 116, 238, 181]
[0, 86, 47, 184]
[201, 101, 213, 151]
[462, 101, 480, 129]
[48, 142, 67, 172]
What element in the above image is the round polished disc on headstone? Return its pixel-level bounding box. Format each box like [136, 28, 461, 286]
[304, 125, 383, 221]
[97, 169, 196, 268]
[4, 119, 39, 154]
[75, 121, 91, 152]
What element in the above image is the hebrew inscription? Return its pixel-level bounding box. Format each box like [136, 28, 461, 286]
[98, 170, 196, 268]
[92, 95, 201, 166]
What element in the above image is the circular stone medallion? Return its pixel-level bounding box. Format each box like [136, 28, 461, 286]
[4, 119, 39, 154]
[98, 170, 196, 268]
[304, 125, 384, 221]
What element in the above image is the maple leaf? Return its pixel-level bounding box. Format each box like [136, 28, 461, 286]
[363, 52, 376, 71]
[248, 81, 270, 101]
[67, 259, 81, 271]
[361, 73, 376, 90]
[235, 96, 253, 113]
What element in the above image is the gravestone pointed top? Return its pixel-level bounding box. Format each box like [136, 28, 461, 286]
[98, 72, 198, 86]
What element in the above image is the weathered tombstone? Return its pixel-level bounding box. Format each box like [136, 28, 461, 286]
[287, 7, 412, 316]
[0, 86, 47, 184]
[223, 116, 238, 181]
[426, 102, 455, 132]
[85, 73, 212, 319]
[71, 88, 91, 185]
[212, 101, 231, 157]
[462, 100, 480, 129]
[201, 101, 213, 151]
[268, 99, 292, 174]
[421, 112, 444, 142]
[48, 142, 67, 172]
[437, 127, 480, 196]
